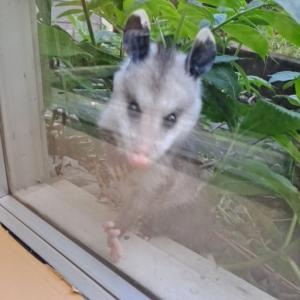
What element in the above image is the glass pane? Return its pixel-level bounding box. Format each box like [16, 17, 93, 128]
[28, 1, 300, 298]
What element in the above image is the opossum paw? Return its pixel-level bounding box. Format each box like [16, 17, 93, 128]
[103, 221, 123, 262]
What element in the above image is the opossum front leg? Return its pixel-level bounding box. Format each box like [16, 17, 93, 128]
[103, 221, 123, 262]
[103, 197, 145, 262]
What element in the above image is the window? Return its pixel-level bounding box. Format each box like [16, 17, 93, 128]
[1, 1, 300, 300]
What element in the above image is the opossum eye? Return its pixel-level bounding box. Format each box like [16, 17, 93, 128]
[163, 113, 177, 128]
[127, 101, 141, 118]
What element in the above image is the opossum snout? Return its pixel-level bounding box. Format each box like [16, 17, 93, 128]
[127, 144, 151, 168]
[127, 153, 151, 168]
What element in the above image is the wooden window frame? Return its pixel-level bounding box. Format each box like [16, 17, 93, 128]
[0, 1, 277, 299]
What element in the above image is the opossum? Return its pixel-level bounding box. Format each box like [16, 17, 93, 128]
[98, 9, 216, 262]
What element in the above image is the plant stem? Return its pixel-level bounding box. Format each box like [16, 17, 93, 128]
[119, 40, 124, 58]
[213, 3, 265, 31]
[155, 18, 166, 47]
[286, 256, 300, 282]
[80, 0, 96, 45]
[282, 213, 298, 249]
[36, 0, 52, 25]
[234, 43, 242, 56]
[213, 125, 240, 178]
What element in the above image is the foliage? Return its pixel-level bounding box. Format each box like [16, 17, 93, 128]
[269, 33, 300, 59]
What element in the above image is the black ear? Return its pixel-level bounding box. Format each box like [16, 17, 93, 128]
[185, 28, 216, 78]
[123, 9, 150, 63]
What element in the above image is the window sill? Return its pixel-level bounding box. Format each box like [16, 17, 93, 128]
[0, 180, 277, 300]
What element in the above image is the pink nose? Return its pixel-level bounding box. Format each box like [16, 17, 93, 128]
[128, 153, 151, 168]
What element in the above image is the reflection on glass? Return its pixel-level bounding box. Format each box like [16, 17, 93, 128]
[33, 1, 300, 299]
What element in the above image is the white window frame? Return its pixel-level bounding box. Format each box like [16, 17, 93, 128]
[0, 1, 277, 300]
[0, 135, 8, 197]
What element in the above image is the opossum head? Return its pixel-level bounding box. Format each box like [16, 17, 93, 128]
[99, 9, 216, 168]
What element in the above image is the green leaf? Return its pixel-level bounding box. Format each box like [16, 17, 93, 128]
[233, 62, 251, 92]
[251, 10, 300, 48]
[214, 55, 240, 64]
[202, 65, 247, 128]
[272, 0, 300, 24]
[90, 0, 125, 28]
[222, 159, 300, 216]
[94, 30, 121, 46]
[200, 0, 246, 9]
[78, 41, 120, 65]
[203, 64, 241, 100]
[247, 75, 274, 90]
[269, 71, 300, 83]
[240, 99, 300, 135]
[283, 95, 300, 107]
[123, 0, 142, 11]
[177, 0, 214, 35]
[274, 135, 300, 163]
[223, 23, 268, 58]
[185, 0, 204, 9]
[57, 9, 83, 18]
[283, 80, 296, 91]
[38, 24, 90, 57]
[202, 84, 243, 128]
[56, 0, 81, 7]
[202, 64, 249, 128]
[67, 14, 90, 40]
[295, 78, 300, 99]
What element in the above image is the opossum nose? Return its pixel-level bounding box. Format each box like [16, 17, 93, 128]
[128, 153, 151, 168]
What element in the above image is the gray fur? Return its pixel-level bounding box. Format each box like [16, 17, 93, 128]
[99, 42, 202, 161]
[98, 10, 216, 252]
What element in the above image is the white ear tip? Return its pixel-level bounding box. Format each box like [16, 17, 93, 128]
[131, 9, 150, 29]
[196, 27, 215, 43]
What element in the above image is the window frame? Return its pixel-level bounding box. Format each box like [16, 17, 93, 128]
[0, 1, 277, 300]
[0, 135, 8, 197]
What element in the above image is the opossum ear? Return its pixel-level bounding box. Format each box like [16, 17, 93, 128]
[123, 9, 150, 62]
[185, 27, 216, 78]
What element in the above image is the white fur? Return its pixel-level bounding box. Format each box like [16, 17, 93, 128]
[132, 9, 150, 29]
[99, 44, 201, 162]
[99, 10, 215, 163]
[196, 27, 215, 44]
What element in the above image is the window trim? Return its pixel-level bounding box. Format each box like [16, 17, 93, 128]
[0, 0, 49, 192]
[0, 135, 8, 197]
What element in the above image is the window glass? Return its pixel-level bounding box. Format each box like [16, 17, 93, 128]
[31, 1, 300, 298]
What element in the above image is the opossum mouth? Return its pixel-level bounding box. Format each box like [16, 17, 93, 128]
[127, 153, 151, 168]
